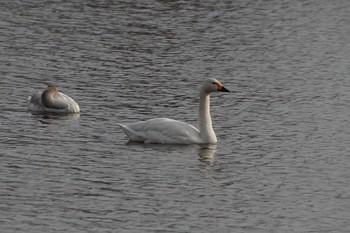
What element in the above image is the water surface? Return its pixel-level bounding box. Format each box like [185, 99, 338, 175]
[1, 0, 350, 232]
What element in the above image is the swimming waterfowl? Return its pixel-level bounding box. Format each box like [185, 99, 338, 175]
[27, 84, 80, 114]
[118, 78, 230, 144]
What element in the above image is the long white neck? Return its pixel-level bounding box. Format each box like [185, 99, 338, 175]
[198, 91, 217, 144]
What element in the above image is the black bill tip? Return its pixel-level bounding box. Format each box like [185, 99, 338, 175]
[220, 86, 230, 92]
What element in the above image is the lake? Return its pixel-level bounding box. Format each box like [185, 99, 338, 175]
[1, 0, 350, 232]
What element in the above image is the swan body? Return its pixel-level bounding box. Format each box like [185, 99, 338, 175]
[118, 118, 201, 144]
[27, 84, 80, 114]
[118, 78, 230, 144]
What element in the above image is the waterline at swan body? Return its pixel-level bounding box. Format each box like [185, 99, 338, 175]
[118, 78, 230, 144]
[27, 84, 80, 114]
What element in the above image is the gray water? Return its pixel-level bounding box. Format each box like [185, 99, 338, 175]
[1, 0, 350, 232]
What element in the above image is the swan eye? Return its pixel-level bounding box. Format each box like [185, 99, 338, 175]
[212, 82, 216, 85]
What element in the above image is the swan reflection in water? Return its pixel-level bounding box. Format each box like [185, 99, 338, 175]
[198, 144, 217, 164]
[124, 141, 217, 164]
[29, 112, 80, 125]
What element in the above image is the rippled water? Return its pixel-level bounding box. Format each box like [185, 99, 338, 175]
[1, 0, 350, 232]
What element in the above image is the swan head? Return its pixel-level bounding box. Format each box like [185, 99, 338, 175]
[42, 84, 60, 108]
[44, 84, 59, 94]
[202, 78, 230, 94]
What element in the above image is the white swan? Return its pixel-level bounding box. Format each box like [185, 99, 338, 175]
[118, 78, 230, 144]
[27, 84, 80, 114]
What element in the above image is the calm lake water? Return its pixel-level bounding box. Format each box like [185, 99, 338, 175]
[1, 0, 350, 232]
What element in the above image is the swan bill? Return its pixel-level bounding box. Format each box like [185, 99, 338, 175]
[219, 86, 230, 92]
